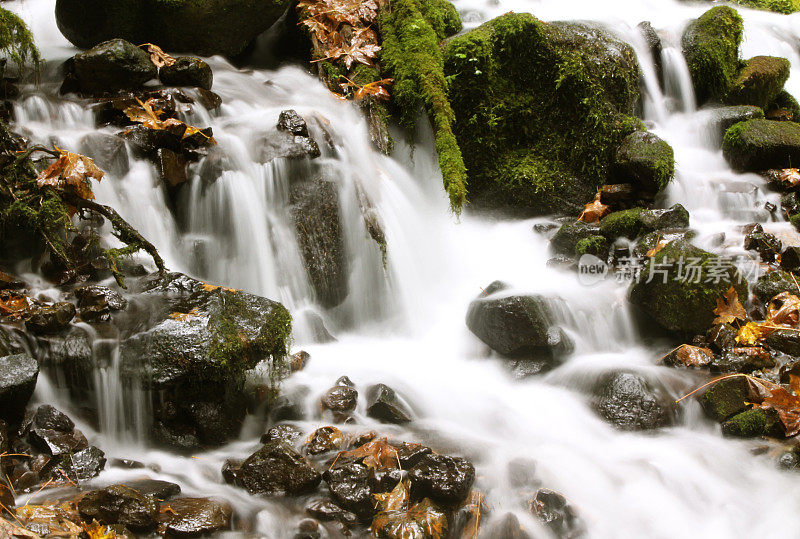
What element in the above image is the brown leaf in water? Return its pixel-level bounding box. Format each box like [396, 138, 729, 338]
[673, 344, 715, 367]
[337, 437, 399, 470]
[371, 496, 447, 538]
[577, 192, 609, 224]
[0, 517, 40, 537]
[169, 307, 200, 322]
[767, 292, 800, 327]
[712, 286, 746, 325]
[36, 150, 104, 201]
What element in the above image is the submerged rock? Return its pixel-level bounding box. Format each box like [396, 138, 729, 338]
[550, 221, 601, 257]
[225, 440, 321, 496]
[259, 110, 321, 163]
[530, 488, 585, 538]
[723, 119, 800, 171]
[0, 354, 38, 424]
[305, 498, 359, 526]
[159, 497, 232, 536]
[593, 372, 673, 431]
[323, 462, 375, 520]
[72, 39, 157, 95]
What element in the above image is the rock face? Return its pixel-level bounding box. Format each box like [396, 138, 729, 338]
[726, 56, 790, 109]
[593, 372, 673, 430]
[629, 240, 748, 335]
[72, 39, 157, 95]
[723, 119, 800, 171]
[612, 131, 675, 194]
[0, 354, 39, 424]
[55, 0, 291, 57]
[681, 6, 743, 105]
[224, 440, 321, 496]
[443, 13, 643, 214]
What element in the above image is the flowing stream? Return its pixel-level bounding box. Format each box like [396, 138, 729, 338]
[8, 0, 800, 537]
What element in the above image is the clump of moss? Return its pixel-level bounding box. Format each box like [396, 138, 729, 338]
[599, 208, 646, 240]
[0, 8, 39, 70]
[681, 6, 744, 105]
[379, 0, 467, 212]
[614, 131, 675, 193]
[767, 90, 800, 122]
[721, 408, 780, 437]
[731, 0, 799, 14]
[726, 56, 790, 110]
[722, 118, 800, 171]
[575, 235, 609, 258]
[442, 14, 641, 214]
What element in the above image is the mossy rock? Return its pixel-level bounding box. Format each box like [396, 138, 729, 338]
[629, 240, 748, 335]
[726, 56, 790, 110]
[721, 407, 781, 437]
[55, 0, 290, 56]
[767, 90, 800, 122]
[639, 204, 690, 231]
[612, 131, 675, 193]
[550, 220, 601, 257]
[73, 39, 157, 94]
[681, 6, 743, 105]
[599, 208, 646, 240]
[706, 105, 764, 142]
[575, 235, 609, 258]
[753, 269, 800, 305]
[722, 119, 800, 171]
[443, 14, 641, 215]
[700, 375, 751, 421]
[730, 0, 799, 14]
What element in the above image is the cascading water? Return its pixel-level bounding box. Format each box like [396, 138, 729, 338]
[7, 0, 800, 536]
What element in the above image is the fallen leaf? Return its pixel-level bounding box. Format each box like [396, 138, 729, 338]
[736, 321, 775, 345]
[37, 150, 104, 201]
[374, 478, 410, 512]
[766, 292, 800, 327]
[0, 517, 40, 537]
[713, 286, 747, 325]
[169, 307, 200, 322]
[337, 438, 399, 470]
[646, 237, 670, 258]
[371, 498, 447, 538]
[83, 520, 117, 539]
[672, 344, 715, 367]
[577, 192, 609, 224]
[141, 43, 175, 68]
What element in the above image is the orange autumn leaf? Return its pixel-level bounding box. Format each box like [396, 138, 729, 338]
[673, 344, 715, 367]
[36, 149, 104, 201]
[338, 438, 399, 470]
[140, 43, 175, 68]
[766, 292, 800, 327]
[577, 192, 609, 224]
[712, 286, 746, 325]
[169, 307, 200, 322]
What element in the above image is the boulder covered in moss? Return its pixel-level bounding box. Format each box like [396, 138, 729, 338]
[722, 119, 800, 171]
[721, 407, 781, 437]
[612, 131, 675, 194]
[706, 105, 764, 141]
[629, 240, 748, 335]
[443, 14, 642, 215]
[753, 269, 800, 304]
[550, 221, 601, 256]
[730, 0, 799, 14]
[726, 56, 790, 110]
[681, 6, 743, 105]
[767, 90, 800, 122]
[55, 0, 290, 57]
[701, 375, 751, 421]
[599, 208, 646, 240]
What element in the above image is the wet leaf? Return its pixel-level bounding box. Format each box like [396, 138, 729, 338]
[765, 168, 800, 189]
[374, 478, 410, 512]
[458, 491, 488, 539]
[124, 98, 216, 143]
[0, 292, 29, 318]
[338, 438, 399, 470]
[766, 292, 800, 327]
[646, 237, 670, 258]
[169, 307, 200, 322]
[673, 344, 715, 367]
[736, 321, 775, 345]
[141, 43, 175, 68]
[756, 378, 800, 437]
[577, 192, 609, 224]
[83, 520, 117, 539]
[354, 78, 393, 101]
[201, 283, 239, 293]
[0, 517, 40, 538]
[36, 150, 104, 201]
[372, 498, 447, 538]
[713, 286, 747, 325]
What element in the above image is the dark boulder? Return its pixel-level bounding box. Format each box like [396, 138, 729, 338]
[28, 427, 88, 456]
[550, 221, 601, 257]
[723, 119, 800, 171]
[365, 384, 413, 424]
[321, 381, 358, 418]
[721, 407, 782, 437]
[305, 498, 358, 526]
[593, 372, 673, 430]
[0, 354, 38, 424]
[701, 375, 752, 421]
[530, 488, 585, 538]
[323, 462, 375, 520]
[259, 110, 321, 163]
[80, 133, 130, 177]
[726, 56, 790, 110]
[261, 423, 303, 445]
[743, 231, 781, 261]
[612, 131, 675, 193]
[120, 124, 183, 158]
[711, 346, 774, 374]
[55, 0, 291, 57]
[599, 208, 645, 240]
[25, 302, 76, 334]
[224, 440, 321, 496]
[408, 453, 475, 508]
[125, 478, 181, 500]
[51, 445, 106, 481]
[753, 270, 800, 305]
[159, 57, 213, 90]
[31, 405, 74, 432]
[305, 426, 344, 455]
[159, 497, 232, 536]
[639, 204, 690, 231]
[72, 39, 157, 95]
[78, 484, 159, 530]
[780, 246, 800, 272]
[396, 442, 432, 469]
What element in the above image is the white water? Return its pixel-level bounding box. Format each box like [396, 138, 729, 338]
[7, 0, 800, 537]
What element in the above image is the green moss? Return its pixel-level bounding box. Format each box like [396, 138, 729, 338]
[614, 131, 675, 192]
[575, 235, 609, 258]
[726, 56, 790, 109]
[730, 0, 799, 13]
[379, 0, 467, 212]
[722, 118, 800, 171]
[443, 14, 641, 214]
[599, 208, 646, 240]
[791, 213, 800, 230]
[767, 90, 800, 122]
[416, 0, 462, 40]
[681, 6, 744, 105]
[721, 407, 778, 437]
[701, 376, 751, 421]
[0, 8, 40, 70]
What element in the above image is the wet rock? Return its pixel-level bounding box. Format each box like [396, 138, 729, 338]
[29, 427, 88, 456]
[225, 440, 321, 496]
[159, 497, 232, 537]
[120, 124, 182, 158]
[25, 302, 76, 334]
[530, 488, 585, 538]
[55, 0, 290, 57]
[78, 484, 159, 530]
[290, 175, 347, 308]
[701, 375, 752, 421]
[158, 148, 189, 191]
[682, 7, 743, 104]
[270, 386, 310, 423]
[321, 380, 358, 417]
[639, 204, 690, 231]
[743, 231, 782, 261]
[408, 453, 475, 508]
[707, 323, 739, 352]
[72, 39, 157, 95]
[75, 285, 127, 311]
[661, 344, 715, 368]
[593, 372, 673, 430]
[721, 407, 781, 438]
[296, 309, 336, 344]
[125, 479, 182, 501]
[296, 518, 321, 539]
[279, 110, 311, 137]
[754, 270, 800, 305]
[32, 404, 74, 432]
[261, 424, 304, 445]
[153, 421, 201, 451]
[323, 462, 375, 520]
[599, 208, 645, 240]
[550, 221, 601, 257]
[52, 445, 106, 481]
[194, 88, 223, 110]
[726, 56, 790, 110]
[305, 498, 358, 526]
[507, 457, 540, 489]
[397, 442, 432, 469]
[713, 347, 775, 373]
[160, 57, 213, 90]
[723, 119, 800, 172]
[612, 131, 675, 193]
[707, 105, 765, 142]
[80, 132, 130, 177]
[629, 240, 747, 335]
[780, 246, 800, 272]
[637, 22, 662, 87]
[487, 513, 532, 539]
[0, 353, 38, 424]
[466, 289, 573, 364]
[366, 384, 413, 424]
[291, 351, 310, 372]
[371, 468, 402, 494]
[574, 235, 609, 259]
[765, 329, 800, 356]
[259, 110, 321, 162]
[305, 426, 344, 455]
[599, 183, 636, 206]
[0, 475, 13, 514]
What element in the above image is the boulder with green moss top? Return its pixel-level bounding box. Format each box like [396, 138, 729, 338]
[629, 240, 748, 335]
[706, 105, 764, 141]
[700, 375, 751, 421]
[118, 272, 291, 448]
[443, 13, 642, 215]
[599, 208, 646, 240]
[55, 0, 290, 57]
[721, 407, 781, 437]
[682, 6, 743, 105]
[726, 56, 790, 110]
[72, 39, 157, 95]
[550, 221, 601, 257]
[767, 90, 800, 122]
[612, 131, 675, 194]
[722, 119, 800, 171]
[575, 235, 609, 259]
[639, 204, 690, 231]
[730, 0, 799, 14]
